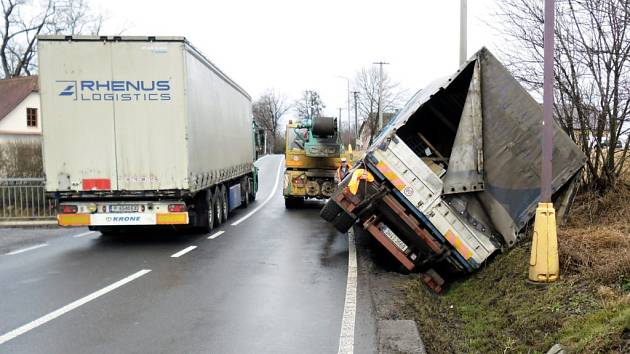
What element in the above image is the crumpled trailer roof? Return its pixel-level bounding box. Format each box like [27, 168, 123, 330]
[369, 47, 585, 246]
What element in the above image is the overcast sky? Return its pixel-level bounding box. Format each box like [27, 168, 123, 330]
[94, 0, 502, 123]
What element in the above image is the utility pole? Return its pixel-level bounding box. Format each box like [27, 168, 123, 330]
[352, 91, 359, 143]
[459, 0, 467, 65]
[305, 90, 311, 119]
[529, 0, 558, 283]
[337, 76, 351, 147]
[373, 61, 389, 131]
[263, 130, 268, 155]
[338, 107, 343, 144]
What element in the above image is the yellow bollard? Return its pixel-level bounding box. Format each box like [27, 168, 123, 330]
[528, 202, 559, 282]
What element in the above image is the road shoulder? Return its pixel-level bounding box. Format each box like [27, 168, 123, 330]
[354, 224, 426, 354]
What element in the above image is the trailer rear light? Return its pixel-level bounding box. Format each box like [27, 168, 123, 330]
[59, 205, 78, 214]
[168, 204, 187, 212]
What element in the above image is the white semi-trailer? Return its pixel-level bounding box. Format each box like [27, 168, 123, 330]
[38, 36, 257, 232]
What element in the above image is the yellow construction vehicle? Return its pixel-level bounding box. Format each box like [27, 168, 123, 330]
[283, 117, 347, 208]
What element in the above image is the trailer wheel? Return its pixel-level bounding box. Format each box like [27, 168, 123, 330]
[214, 189, 223, 225]
[320, 200, 343, 222]
[332, 211, 355, 233]
[241, 177, 250, 208]
[247, 177, 256, 202]
[249, 177, 256, 202]
[220, 185, 228, 223]
[205, 194, 216, 232]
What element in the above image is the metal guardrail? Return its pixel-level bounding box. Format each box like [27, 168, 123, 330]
[0, 178, 56, 220]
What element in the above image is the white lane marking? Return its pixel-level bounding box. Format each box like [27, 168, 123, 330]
[5, 243, 48, 256]
[170, 245, 197, 258]
[338, 229, 358, 354]
[208, 230, 225, 239]
[0, 269, 151, 345]
[231, 158, 284, 226]
[72, 231, 97, 238]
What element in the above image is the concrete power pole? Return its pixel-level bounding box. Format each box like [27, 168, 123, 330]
[305, 90, 311, 119]
[460, 0, 467, 65]
[337, 76, 351, 148]
[352, 91, 359, 142]
[373, 61, 389, 131]
[337, 107, 343, 145]
[529, 0, 559, 283]
[263, 130, 268, 155]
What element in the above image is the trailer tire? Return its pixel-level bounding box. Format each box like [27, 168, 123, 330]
[220, 185, 228, 222]
[204, 193, 216, 232]
[243, 186, 250, 208]
[242, 177, 250, 208]
[214, 189, 223, 225]
[249, 177, 256, 202]
[332, 211, 355, 233]
[320, 200, 342, 222]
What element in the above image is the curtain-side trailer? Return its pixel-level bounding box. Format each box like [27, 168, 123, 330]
[38, 36, 257, 232]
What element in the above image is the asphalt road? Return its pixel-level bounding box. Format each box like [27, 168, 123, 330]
[0, 155, 378, 354]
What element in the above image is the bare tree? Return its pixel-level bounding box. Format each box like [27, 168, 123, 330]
[253, 89, 291, 154]
[1, 0, 103, 78]
[47, 0, 104, 36]
[294, 90, 325, 119]
[494, 0, 630, 191]
[354, 66, 405, 145]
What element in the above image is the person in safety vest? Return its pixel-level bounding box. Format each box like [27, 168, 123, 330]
[347, 168, 375, 195]
[335, 157, 352, 183]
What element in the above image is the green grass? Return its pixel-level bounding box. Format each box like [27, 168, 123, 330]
[403, 243, 630, 353]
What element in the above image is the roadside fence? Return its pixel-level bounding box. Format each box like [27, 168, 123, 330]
[0, 178, 56, 220]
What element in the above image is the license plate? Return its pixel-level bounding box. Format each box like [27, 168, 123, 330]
[382, 226, 408, 253]
[109, 204, 139, 213]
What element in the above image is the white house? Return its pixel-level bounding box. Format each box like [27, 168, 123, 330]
[0, 76, 40, 143]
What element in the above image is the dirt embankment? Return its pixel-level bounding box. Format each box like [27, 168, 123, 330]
[403, 184, 630, 353]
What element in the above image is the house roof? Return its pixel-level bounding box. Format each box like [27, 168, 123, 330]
[0, 75, 38, 121]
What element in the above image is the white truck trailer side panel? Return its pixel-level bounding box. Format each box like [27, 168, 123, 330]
[39, 39, 188, 192]
[109, 41, 188, 191]
[183, 48, 253, 191]
[39, 41, 119, 191]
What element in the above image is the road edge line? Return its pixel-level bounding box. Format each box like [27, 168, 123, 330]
[338, 228, 357, 354]
[231, 158, 284, 226]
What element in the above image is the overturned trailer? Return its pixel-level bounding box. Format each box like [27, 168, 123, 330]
[320, 48, 585, 292]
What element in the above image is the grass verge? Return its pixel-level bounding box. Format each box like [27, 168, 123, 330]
[403, 185, 630, 353]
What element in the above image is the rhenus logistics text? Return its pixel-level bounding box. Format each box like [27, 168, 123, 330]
[59, 80, 171, 101]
